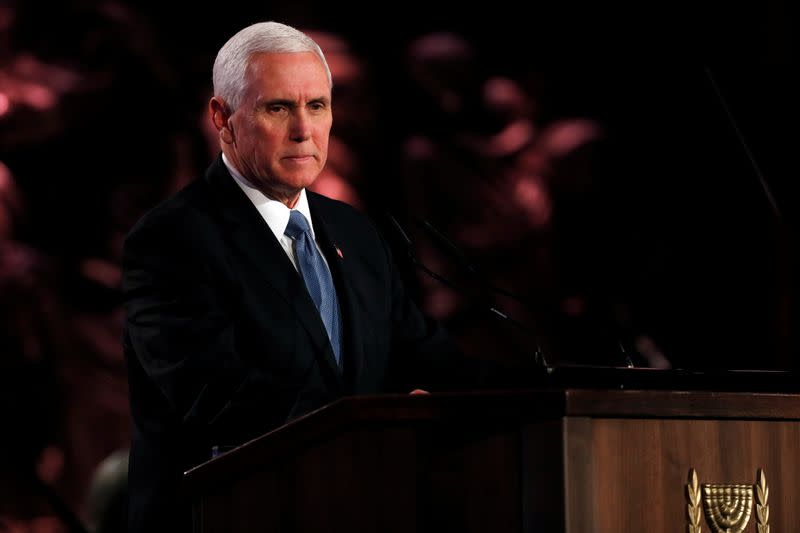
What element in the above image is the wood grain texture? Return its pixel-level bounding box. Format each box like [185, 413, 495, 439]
[193, 421, 526, 532]
[563, 417, 800, 532]
[187, 389, 800, 532]
[564, 389, 800, 419]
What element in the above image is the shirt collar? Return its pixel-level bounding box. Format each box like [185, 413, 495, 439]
[222, 153, 315, 241]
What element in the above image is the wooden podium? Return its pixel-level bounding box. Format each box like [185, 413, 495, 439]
[185, 385, 800, 532]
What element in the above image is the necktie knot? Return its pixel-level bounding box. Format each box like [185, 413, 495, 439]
[285, 210, 311, 240]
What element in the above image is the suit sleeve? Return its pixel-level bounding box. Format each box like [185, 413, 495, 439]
[122, 217, 282, 442]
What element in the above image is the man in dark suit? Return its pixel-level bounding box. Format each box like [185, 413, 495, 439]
[122, 21, 497, 532]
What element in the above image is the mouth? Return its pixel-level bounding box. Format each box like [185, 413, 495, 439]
[283, 155, 315, 162]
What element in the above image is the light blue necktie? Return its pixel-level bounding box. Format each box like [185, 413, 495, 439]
[285, 210, 342, 366]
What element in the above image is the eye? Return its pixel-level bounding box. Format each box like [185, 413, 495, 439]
[267, 104, 287, 114]
[308, 101, 327, 112]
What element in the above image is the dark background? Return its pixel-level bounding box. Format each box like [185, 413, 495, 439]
[0, 0, 797, 529]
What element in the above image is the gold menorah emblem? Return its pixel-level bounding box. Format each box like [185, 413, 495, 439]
[702, 484, 753, 532]
[686, 469, 770, 533]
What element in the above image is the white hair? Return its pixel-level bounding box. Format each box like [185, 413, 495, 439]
[212, 21, 332, 113]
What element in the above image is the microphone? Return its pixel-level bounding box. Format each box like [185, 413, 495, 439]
[412, 215, 639, 369]
[704, 67, 781, 219]
[385, 213, 549, 368]
[702, 67, 791, 369]
[416, 217, 534, 308]
[386, 213, 465, 294]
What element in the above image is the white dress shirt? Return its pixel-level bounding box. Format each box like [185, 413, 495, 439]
[222, 153, 331, 272]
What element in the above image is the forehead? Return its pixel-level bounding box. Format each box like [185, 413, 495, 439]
[244, 52, 330, 97]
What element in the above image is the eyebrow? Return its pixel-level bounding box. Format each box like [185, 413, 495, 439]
[260, 96, 331, 108]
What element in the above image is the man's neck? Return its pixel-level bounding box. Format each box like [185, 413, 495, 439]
[221, 152, 302, 208]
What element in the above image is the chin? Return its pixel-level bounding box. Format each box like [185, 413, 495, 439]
[282, 172, 321, 191]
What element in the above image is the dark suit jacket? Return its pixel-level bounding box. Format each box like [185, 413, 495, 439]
[122, 157, 473, 531]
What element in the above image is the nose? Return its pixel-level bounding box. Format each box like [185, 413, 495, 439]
[289, 110, 312, 142]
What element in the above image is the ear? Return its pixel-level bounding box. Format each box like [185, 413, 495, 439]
[209, 97, 234, 144]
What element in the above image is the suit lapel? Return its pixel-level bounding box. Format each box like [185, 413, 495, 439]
[308, 193, 369, 391]
[204, 158, 343, 385]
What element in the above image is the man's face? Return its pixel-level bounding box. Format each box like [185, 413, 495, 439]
[223, 52, 332, 204]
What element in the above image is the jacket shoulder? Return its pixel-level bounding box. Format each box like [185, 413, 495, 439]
[128, 177, 212, 233]
[308, 191, 381, 238]
[123, 177, 220, 260]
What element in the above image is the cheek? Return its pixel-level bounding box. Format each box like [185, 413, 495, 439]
[315, 128, 331, 152]
[315, 116, 332, 143]
[253, 131, 281, 158]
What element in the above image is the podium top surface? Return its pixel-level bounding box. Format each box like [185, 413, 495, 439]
[184, 369, 800, 494]
[535, 365, 800, 393]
